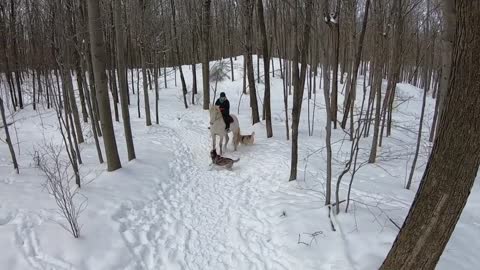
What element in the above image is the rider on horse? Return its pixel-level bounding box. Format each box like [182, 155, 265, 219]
[215, 92, 231, 131]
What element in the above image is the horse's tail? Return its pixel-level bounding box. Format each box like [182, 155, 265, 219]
[234, 126, 241, 146]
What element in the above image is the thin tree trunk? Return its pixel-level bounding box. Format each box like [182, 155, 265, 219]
[0, 97, 19, 173]
[65, 67, 85, 144]
[10, 0, 23, 109]
[81, 58, 104, 164]
[323, 62, 332, 205]
[141, 48, 152, 125]
[202, 0, 211, 110]
[405, 85, 427, 190]
[243, 0, 260, 124]
[368, 0, 384, 163]
[114, 0, 135, 160]
[257, 0, 272, 137]
[170, 0, 188, 109]
[289, 0, 314, 181]
[341, 0, 370, 129]
[330, 0, 341, 130]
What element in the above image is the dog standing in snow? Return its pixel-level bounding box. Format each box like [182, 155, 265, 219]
[238, 131, 255, 145]
[210, 149, 239, 170]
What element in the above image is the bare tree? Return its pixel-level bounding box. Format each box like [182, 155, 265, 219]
[38, 143, 87, 238]
[289, 0, 314, 181]
[341, 0, 371, 130]
[0, 96, 18, 173]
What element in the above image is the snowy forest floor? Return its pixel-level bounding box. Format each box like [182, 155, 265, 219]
[1, 56, 479, 270]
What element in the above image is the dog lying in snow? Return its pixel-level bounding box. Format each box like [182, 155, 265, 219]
[238, 131, 255, 145]
[210, 149, 239, 170]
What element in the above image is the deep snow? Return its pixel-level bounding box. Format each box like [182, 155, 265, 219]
[1, 56, 479, 270]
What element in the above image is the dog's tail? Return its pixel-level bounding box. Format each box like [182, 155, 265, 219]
[233, 158, 240, 163]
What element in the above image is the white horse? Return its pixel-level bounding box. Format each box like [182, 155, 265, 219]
[209, 105, 240, 155]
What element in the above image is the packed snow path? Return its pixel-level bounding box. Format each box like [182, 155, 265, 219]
[3, 58, 479, 270]
[113, 109, 297, 270]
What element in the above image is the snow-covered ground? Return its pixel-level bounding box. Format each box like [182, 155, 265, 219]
[1, 56, 479, 270]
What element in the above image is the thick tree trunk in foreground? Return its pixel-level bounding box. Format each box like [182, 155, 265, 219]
[380, 1, 480, 268]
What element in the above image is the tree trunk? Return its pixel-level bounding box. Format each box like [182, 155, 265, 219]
[170, 0, 188, 109]
[405, 85, 427, 190]
[0, 97, 19, 173]
[114, 0, 136, 161]
[341, 0, 370, 129]
[81, 57, 104, 164]
[202, 0, 211, 110]
[289, 0, 314, 181]
[368, 0, 384, 163]
[65, 67, 85, 144]
[379, 0, 404, 145]
[10, 0, 23, 109]
[87, 0, 122, 171]
[380, 1, 480, 268]
[257, 0, 272, 137]
[243, 0, 260, 124]
[323, 61, 333, 205]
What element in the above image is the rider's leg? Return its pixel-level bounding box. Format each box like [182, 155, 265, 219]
[222, 114, 230, 130]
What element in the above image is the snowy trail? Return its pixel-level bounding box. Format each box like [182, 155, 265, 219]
[113, 109, 298, 270]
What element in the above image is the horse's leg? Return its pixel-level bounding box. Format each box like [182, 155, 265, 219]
[225, 133, 229, 150]
[212, 134, 216, 150]
[233, 130, 239, 151]
[219, 136, 224, 155]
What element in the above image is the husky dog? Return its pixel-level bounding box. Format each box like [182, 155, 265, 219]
[238, 131, 255, 145]
[210, 149, 239, 170]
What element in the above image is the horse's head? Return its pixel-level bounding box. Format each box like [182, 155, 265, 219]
[209, 105, 221, 126]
